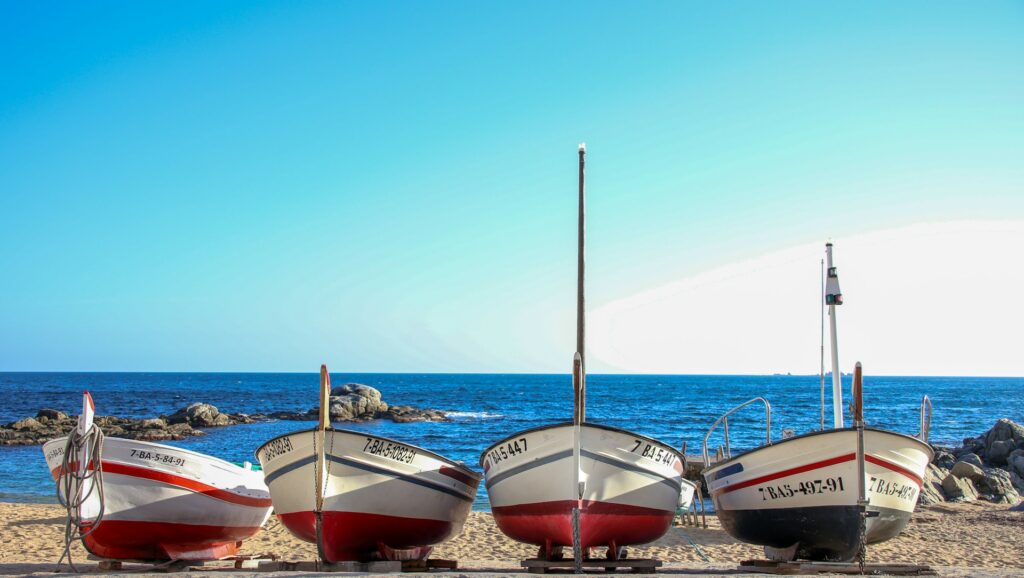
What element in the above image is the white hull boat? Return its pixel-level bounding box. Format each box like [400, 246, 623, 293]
[484, 423, 686, 555]
[43, 392, 272, 561]
[255, 367, 481, 562]
[481, 145, 691, 561]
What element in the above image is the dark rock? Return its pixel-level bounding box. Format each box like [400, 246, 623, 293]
[982, 419, 1024, 465]
[1008, 449, 1024, 479]
[955, 438, 985, 457]
[932, 448, 956, 470]
[987, 440, 1017, 466]
[918, 463, 947, 505]
[956, 452, 984, 469]
[950, 461, 985, 483]
[1010, 470, 1024, 494]
[941, 473, 978, 502]
[36, 409, 68, 421]
[386, 405, 448, 423]
[976, 468, 1020, 504]
[165, 403, 233, 428]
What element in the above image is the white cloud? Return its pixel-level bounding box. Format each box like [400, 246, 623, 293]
[589, 220, 1024, 376]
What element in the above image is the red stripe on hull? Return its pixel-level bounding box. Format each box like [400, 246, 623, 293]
[491, 500, 674, 549]
[276, 511, 456, 562]
[52, 462, 272, 508]
[80, 520, 261, 561]
[865, 455, 923, 488]
[715, 453, 856, 496]
[438, 466, 477, 486]
[714, 453, 923, 496]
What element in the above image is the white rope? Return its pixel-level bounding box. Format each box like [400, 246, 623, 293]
[55, 423, 106, 573]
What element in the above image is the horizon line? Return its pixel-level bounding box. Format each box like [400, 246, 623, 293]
[1, 370, 1021, 379]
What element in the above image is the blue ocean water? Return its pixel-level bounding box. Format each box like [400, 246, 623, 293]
[1, 372, 1021, 511]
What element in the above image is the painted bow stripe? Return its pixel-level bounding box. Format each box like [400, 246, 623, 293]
[714, 452, 923, 496]
[51, 461, 271, 508]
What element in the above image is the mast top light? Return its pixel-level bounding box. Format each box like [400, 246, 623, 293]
[578, 143, 586, 152]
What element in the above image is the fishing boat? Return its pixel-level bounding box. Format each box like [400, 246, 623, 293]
[255, 366, 481, 562]
[43, 392, 273, 561]
[701, 243, 933, 562]
[481, 144, 695, 563]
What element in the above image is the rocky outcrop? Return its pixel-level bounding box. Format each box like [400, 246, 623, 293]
[920, 418, 1024, 507]
[942, 472, 979, 502]
[950, 461, 985, 483]
[264, 384, 448, 423]
[0, 403, 255, 445]
[0, 383, 448, 446]
[918, 463, 948, 505]
[164, 403, 254, 428]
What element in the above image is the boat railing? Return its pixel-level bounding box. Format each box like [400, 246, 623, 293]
[918, 395, 933, 442]
[702, 397, 772, 467]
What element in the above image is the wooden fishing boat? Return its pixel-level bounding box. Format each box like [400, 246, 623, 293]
[255, 366, 481, 562]
[701, 244, 933, 562]
[43, 392, 272, 561]
[481, 145, 693, 562]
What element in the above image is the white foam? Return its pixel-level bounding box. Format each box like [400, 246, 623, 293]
[446, 411, 503, 419]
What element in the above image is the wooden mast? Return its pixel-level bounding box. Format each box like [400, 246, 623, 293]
[314, 364, 331, 561]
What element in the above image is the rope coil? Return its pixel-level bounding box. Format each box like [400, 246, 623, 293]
[55, 423, 106, 573]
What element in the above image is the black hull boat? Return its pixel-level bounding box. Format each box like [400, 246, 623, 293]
[700, 243, 933, 562]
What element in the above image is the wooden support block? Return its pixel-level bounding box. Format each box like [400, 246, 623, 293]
[521, 557, 661, 574]
[97, 560, 123, 571]
[738, 559, 937, 576]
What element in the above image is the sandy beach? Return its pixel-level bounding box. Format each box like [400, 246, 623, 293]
[1, 500, 1019, 576]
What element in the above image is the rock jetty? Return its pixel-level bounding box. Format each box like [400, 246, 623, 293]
[263, 383, 448, 423]
[0, 384, 448, 446]
[0, 403, 255, 446]
[919, 418, 1024, 506]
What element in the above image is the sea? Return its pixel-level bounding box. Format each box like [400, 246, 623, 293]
[1, 372, 1021, 511]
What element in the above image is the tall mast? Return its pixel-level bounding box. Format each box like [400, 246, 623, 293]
[574, 143, 586, 424]
[825, 243, 844, 428]
[819, 258, 826, 431]
[571, 144, 587, 571]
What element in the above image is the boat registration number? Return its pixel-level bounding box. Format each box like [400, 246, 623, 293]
[45, 446, 65, 462]
[262, 437, 294, 462]
[630, 440, 677, 467]
[758, 476, 845, 501]
[870, 477, 917, 501]
[486, 437, 528, 465]
[363, 437, 416, 464]
[129, 449, 186, 467]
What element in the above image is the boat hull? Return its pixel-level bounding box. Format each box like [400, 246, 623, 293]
[43, 437, 272, 561]
[256, 428, 480, 562]
[482, 423, 684, 554]
[703, 428, 932, 561]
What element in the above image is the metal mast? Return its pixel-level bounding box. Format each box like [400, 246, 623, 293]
[825, 243, 844, 428]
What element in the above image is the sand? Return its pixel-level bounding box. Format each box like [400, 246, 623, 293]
[0, 500, 1020, 576]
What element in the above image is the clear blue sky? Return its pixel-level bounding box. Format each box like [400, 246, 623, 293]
[1, 1, 1022, 372]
